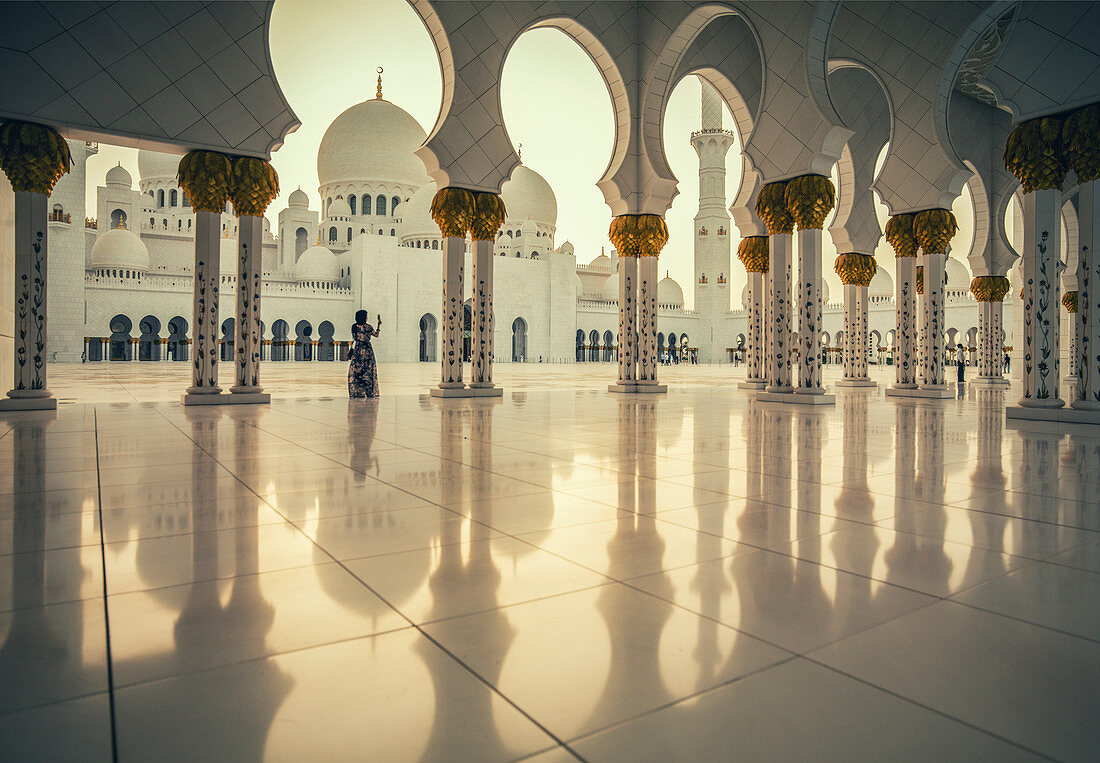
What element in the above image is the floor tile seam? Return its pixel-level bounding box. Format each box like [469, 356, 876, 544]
[939, 596, 1100, 646]
[106, 622, 417, 693]
[91, 407, 120, 763]
[102, 558, 344, 599]
[0, 689, 112, 720]
[404, 581, 616, 630]
[799, 656, 1059, 760]
[940, 501, 1100, 531]
[651, 503, 889, 538]
[510, 744, 585, 762]
[551, 655, 803, 749]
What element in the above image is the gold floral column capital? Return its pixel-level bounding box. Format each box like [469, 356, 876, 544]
[916, 265, 925, 295]
[784, 174, 835, 230]
[228, 157, 279, 217]
[430, 187, 476, 238]
[755, 181, 794, 235]
[1062, 290, 1079, 313]
[608, 214, 669, 257]
[178, 151, 232, 213]
[1063, 104, 1100, 184]
[469, 192, 506, 241]
[970, 275, 1011, 302]
[0, 121, 71, 194]
[1004, 116, 1067, 192]
[834, 253, 876, 286]
[913, 208, 958, 254]
[737, 236, 769, 273]
[885, 213, 919, 257]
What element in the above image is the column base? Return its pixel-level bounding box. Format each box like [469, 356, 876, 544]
[885, 385, 956, 399]
[0, 395, 57, 411]
[1007, 405, 1100, 425]
[228, 391, 271, 405]
[608, 382, 668, 394]
[971, 377, 1010, 388]
[182, 391, 230, 406]
[737, 380, 767, 391]
[834, 379, 877, 388]
[1015, 397, 1065, 409]
[1072, 399, 1100, 411]
[430, 386, 503, 398]
[756, 390, 835, 405]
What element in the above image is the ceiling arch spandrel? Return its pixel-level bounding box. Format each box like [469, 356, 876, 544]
[0, 1, 299, 158]
[980, 2, 1100, 121]
[738, 1, 850, 183]
[828, 65, 890, 256]
[828, 1, 990, 214]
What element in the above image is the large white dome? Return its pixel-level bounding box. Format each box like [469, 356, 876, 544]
[91, 228, 149, 271]
[105, 164, 132, 189]
[295, 245, 339, 282]
[945, 257, 969, 287]
[317, 98, 428, 187]
[501, 165, 557, 227]
[658, 274, 684, 307]
[138, 150, 181, 182]
[288, 188, 309, 209]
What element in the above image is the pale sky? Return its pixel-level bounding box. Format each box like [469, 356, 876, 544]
[85, 0, 978, 310]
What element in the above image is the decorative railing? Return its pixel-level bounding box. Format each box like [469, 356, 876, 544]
[48, 210, 71, 223]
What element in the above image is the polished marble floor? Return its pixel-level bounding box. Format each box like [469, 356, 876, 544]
[2, 364, 1099, 760]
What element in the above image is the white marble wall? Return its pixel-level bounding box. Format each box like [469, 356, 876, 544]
[45, 140, 87, 362]
[0, 173, 12, 379]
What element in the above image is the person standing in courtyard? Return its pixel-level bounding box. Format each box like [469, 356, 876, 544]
[349, 309, 381, 398]
[956, 343, 966, 384]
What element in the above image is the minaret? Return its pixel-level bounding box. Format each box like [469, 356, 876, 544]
[690, 81, 734, 363]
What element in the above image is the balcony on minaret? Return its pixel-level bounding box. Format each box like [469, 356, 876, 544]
[698, 226, 708, 236]
[690, 128, 734, 139]
[717, 273, 727, 286]
[699, 273, 708, 284]
[717, 227, 726, 236]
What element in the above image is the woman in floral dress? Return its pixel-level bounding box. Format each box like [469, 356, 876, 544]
[348, 309, 381, 398]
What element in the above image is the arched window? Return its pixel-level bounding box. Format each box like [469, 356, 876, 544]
[157, 189, 165, 207]
[110, 209, 127, 229]
[295, 227, 308, 258]
[416, 240, 422, 249]
[329, 227, 337, 242]
[347, 227, 352, 242]
[169, 189, 177, 206]
[507, 230, 514, 238]
[349, 195, 357, 215]
[182, 190, 190, 207]
[378, 229, 383, 235]
[390, 229, 395, 236]
[376, 194, 386, 215]
[177, 220, 182, 230]
[391, 196, 400, 215]
[432, 240, 439, 250]
[148, 216, 154, 228]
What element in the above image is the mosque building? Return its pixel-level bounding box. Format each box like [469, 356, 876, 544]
[68, 80, 1007, 367]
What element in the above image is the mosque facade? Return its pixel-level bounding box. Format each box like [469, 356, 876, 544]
[56, 86, 1010, 368]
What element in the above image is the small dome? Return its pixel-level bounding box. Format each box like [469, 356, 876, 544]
[558, 241, 575, 256]
[328, 198, 352, 218]
[295, 245, 339, 282]
[288, 188, 309, 209]
[520, 217, 537, 235]
[317, 98, 429, 187]
[501, 165, 557, 227]
[658, 274, 684, 307]
[601, 272, 620, 301]
[91, 228, 149, 272]
[137, 150, 181, 182]
[741, 284, 749, 306]
[399, 182, 438, 241]
[822, 279, 831, 303]
[105, 164, 132, 189]
[587, 253, 611, 270]
[945, 257, 969, 286]
[869, 266, 894, 297]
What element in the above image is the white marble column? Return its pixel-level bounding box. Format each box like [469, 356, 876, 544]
[470, 238, 495, 389]
[230, 214, 267, 401]
[765, 233, 793, 393]
[921, 252, 948, 389]
[186, 209, 222, 399]
[439, 235, 465, 390]
[1, 191, 52, 410]
[977, 299, 1008, 384]
[637, 255, 659, 385]
[616, 254, 638, 386]
[840, 283, 872, 385]
[1075, 179, 1100, 409]
[1019, 189, 1064, 408]
[893, 256, 918, 389]
[1063, 293, 1079, 393]
[916, 260, 926, 386]
[795, 228, 825, 395]
[742, 270, 766, 388]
